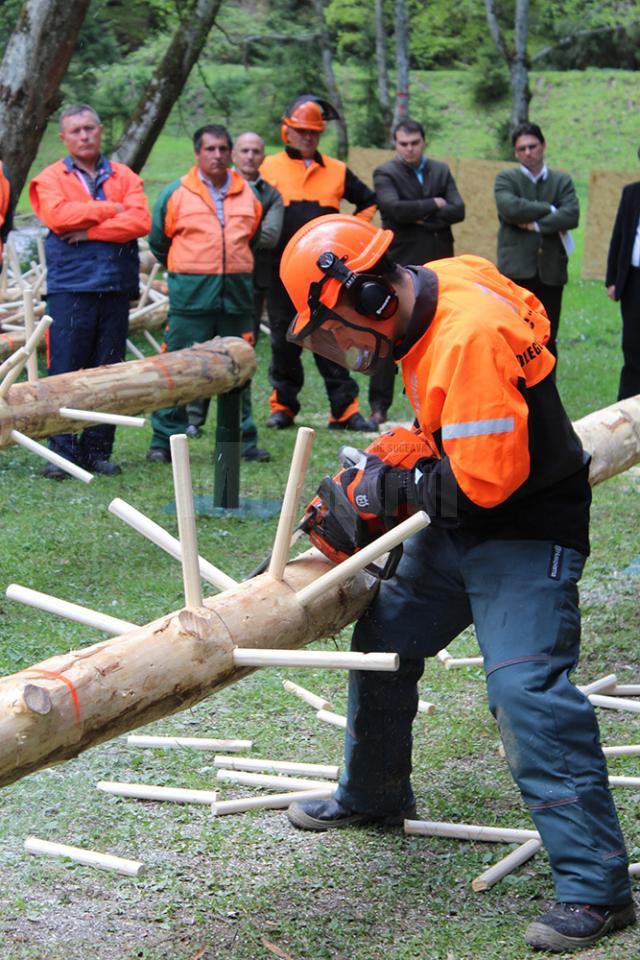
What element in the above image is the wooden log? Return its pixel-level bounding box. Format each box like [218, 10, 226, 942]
[96, 780, 217, 804]
[0, 550, 372, 788]
[213, 755, 339, 779]
[573, 394, 640, 484]
[0, 337, 255, 448]
[404, 820, 540, 843]
[212, 787, 337, 816]
[24, 836, 145, 877]
[216, 769, 331, 791]
[126, 735, 252, 752]
[471, 839, 542, 892]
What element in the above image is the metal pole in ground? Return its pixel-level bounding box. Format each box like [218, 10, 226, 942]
[213, 387, 242, 508]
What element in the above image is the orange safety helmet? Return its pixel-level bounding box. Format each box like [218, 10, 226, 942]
[281, 214, 400, 375]
[281, 95, 340, 143]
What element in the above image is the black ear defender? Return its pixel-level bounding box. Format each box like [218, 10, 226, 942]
[316, 251, 398, 320]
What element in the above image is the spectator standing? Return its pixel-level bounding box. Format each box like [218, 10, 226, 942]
[495, 122, 579, 360]
[30, 104, 150, 477]
[371, 118, 465, 424]
[260, 94, 377, 432]
[605, 147, 640, 400]
[146, 124, 267, 463]
[0, 161, 14, 265]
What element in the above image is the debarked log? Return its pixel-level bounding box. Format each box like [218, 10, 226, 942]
[0, 337, 255, 447]
[574, 394, 640, 485]
[0, 552, 372, 788]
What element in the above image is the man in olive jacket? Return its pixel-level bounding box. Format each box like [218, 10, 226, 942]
[495, 122, 579, 359]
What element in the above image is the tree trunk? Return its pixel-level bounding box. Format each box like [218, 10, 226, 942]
[0, 0, 91, 198]
[375, 0, 393, 144]
[0, 336, 254, 447]
[310, 0, 349, 160]
[510, 0, 531, 128]
[0, 393, 639, 790]
[392, 0, 410, 129]
[110, 0, 223, 173]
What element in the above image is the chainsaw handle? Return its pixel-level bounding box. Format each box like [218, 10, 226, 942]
[364, 543, 403, 580]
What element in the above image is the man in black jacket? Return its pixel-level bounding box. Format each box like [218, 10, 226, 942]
[370, 118, 465, 423]
[606, 146, 640, 400]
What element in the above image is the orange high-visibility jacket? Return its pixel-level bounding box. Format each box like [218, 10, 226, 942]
[29, 159, 150, 242]
[149, 167, 262, 315]
[260, 148, 376, 254]
[398, 255, 588, 548]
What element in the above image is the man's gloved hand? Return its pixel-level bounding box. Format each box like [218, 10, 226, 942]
[339, 452, 415, 521]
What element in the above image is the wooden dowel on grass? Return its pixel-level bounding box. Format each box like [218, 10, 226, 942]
[10, 430, 93, 483]
[212, 786, 337, 816]
[404, 820, 540, 843]
[268, 426, 315, 581]
[297, 511, 430, 606]
[138, 262, 159, 309]
[609, 776, 640, 788]
[0, 314, 52, 397]
[6, 584, 137, 635]
[59, 407, 146, 428]
[444, 656, 484, 669]
[602, 744, 640, 757]
[126, 338, 144, 359]
[629, 863, 640, 877]
[282, 679, 332, 712]
[7, 239, 24, 290]
[143, 329, 162, 353]
[22, 286, 37, 381]
[417, 699, 436, 715]
[612, 684, 640, 697]
[471, 839, 542, 892]
[213, 755, 339, 779]
[216, 769, 332, 791]
[97, 780, 217, 804]
[232, 649, 398, 671]
[316, 708, 347, 729]
[578, 673, 618, 696]
[126, 734, 252, 752]
[589, 693, 640, 714]
[170, 435, 203, 609]
[108, 498, 237, 593]
[24, 836, 144, 877]
[436, 649, 453, 665]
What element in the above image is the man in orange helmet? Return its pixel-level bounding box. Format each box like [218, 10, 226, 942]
[279, 213, 635, 954]
[260, 95, 378, 432]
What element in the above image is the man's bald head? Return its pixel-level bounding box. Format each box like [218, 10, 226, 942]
[232, 132, 265, 181]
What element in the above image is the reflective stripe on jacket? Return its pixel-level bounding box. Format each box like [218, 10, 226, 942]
[149, 168, 262, 315]
[399, 255, 589, 552]
[29, 157, 150, 293]
[260, 148, 376, 254]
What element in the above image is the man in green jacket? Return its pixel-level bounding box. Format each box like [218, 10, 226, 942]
[146, 123, 267, 463]
[495, 123, 579, 359]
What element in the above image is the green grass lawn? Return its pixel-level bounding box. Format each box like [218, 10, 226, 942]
[2, 65, 640, 960]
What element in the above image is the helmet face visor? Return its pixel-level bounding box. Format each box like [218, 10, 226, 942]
[287, 304, 393, 376]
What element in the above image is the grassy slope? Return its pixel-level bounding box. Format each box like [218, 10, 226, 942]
[2, 68, 640, 960]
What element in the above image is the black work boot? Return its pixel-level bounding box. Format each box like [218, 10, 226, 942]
[525, 900, 636, 952]
[328, 412, 376, 432]
[287, 798, 415, 832]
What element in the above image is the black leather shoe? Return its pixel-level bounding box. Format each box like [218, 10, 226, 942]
[88, 459, 122, 476]
[146, 447, 171, 463]
[266, 411, 294, 429]
[242, 446, 271, 462]
[185, 424, 202, 439]
[525, 901, 636, 952]
[287, 798, 416, 832]
[328, 412, 376, 432]
[43, 462, 69, 480]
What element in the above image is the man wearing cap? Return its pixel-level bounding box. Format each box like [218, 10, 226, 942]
[260, 94, 377, 432]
